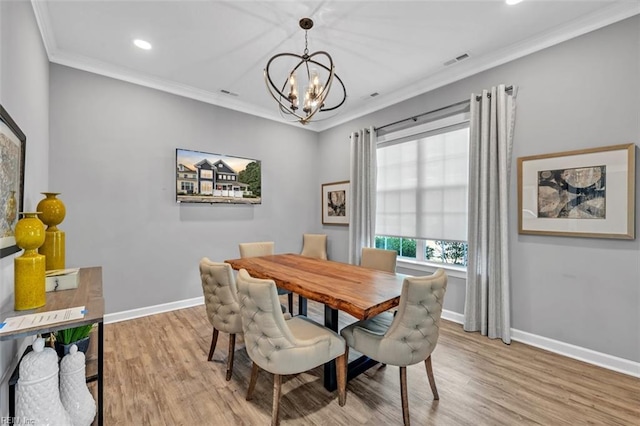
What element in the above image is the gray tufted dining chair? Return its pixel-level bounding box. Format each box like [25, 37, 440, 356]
[360, 247, 397, 273]
[236, 269, 347, 426]
[340, 269, 448, 426]
[239, 241, 294, 314]
[199, 258, 244, 381]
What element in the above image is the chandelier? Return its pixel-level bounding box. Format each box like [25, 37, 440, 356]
[264, 18, 347, 125]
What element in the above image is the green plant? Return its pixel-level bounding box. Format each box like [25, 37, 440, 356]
[54, 324, 93, 345]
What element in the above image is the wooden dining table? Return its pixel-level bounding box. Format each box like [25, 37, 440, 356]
[225, 253, 406, 391]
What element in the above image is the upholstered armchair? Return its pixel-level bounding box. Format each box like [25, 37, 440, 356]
[239, 241, 294, 313]
[236, 269, 347, 425]
[199, 258, 244, 381]
[300, 233, 328, 260]
[360, 247, 397, 273]
[340, 269, 448, 425]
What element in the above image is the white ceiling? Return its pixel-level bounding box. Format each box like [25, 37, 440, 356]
[32, 1, 640, 132]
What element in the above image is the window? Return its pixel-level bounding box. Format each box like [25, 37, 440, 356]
[376, 113, 470, 267]
[200, 181, 213, 194]
[201, 169, 213, 179]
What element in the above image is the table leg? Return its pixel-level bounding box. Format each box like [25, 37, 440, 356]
[9, 378, 15, 417]
[323, 306, 339, 391]
[298, 295, 307, 316]
[321, 305, 380, 392]
[98, 321, 104, 426]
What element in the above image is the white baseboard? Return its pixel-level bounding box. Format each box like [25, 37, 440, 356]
[510, 328, 640, 378]
[104, 296, 204, 324]
[441, 309, 465, 324]
[441, 309, 640, 378]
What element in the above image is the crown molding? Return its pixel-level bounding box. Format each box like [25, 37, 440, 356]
[315, 2, 640, 132]
[31, 0, 56, 57]
[33, 1, 639, 133]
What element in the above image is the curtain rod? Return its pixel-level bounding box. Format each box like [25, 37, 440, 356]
[375, 85, 513, 132]
[475, 85, 513, 101]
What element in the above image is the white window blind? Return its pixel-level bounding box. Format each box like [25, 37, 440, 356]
[376, 120, 469, 242]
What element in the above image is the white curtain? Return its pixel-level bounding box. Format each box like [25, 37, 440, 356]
[464, 84, 516, 344]
[348, 127, 377, 265]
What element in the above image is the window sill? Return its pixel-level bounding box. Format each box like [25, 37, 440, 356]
[396, 259, 467, 279]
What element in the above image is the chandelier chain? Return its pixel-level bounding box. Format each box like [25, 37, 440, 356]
[304, 30, 309, 56]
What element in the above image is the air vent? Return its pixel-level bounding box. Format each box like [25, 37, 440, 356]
[370, 92, 379, 97]
[220, 89, 239, 97]
[444, 52, 470, 66]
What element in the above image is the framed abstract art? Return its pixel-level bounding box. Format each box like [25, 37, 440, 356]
[322, 181, 349, 225]
[517, 143, 635, 239]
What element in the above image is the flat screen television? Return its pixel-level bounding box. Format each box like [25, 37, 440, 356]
[176, 148, 262, 204]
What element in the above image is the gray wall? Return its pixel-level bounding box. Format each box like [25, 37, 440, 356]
[0, 0, 50, 415]
[318, 16, 640, 362]
[49, 66, 320, 314]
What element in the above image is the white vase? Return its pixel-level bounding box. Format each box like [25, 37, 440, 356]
[59, 344, 96, 426]
[16, 337, 72, 426]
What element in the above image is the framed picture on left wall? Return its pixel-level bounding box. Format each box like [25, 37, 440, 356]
[0, 104, 26, 258]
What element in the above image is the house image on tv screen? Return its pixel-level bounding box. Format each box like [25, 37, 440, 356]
[176, 148, 262, 204]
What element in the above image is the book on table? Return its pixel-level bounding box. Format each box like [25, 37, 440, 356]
[45, 268, 80, 292]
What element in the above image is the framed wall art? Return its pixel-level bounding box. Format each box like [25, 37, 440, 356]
[0, 104, 26, 258]
[176, 148, 261, 205]
[322, 181, 349, 225]
[517, 143, 635, 239]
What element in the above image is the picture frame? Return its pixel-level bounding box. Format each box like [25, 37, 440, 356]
[0, 104, 26, 258]
[322, 181, 349, 225]
[176, 148, 262, 205]
[517, 143, 635, 239]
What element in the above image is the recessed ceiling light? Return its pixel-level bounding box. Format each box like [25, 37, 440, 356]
[506, 0, 523, 5]
[133, 39, 152, 50]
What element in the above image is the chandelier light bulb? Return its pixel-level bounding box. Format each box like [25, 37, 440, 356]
[289, 73, 298, 109]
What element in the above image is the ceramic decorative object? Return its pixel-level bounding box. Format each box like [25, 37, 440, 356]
[14, 212, 46, 310]
[37, 192, 66, 270]
[3, 190, 18, 237]
[16, 337, 73, 426]
[55, 336, 91, 359]
[60, 344, 96, 426]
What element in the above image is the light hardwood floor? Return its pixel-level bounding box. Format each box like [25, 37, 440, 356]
[102, 299, 639, 425]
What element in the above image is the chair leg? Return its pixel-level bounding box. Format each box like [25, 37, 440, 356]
[208, 328, 219, 361]
[424, 355, 439, 400]
[287, 293, 294, 314]
[400, 366, 410, 426]
[226, 333, 236, 381]
[336, 352, 347, 406]
[272, 374, 282, 426]
[246, 362, 259, 400]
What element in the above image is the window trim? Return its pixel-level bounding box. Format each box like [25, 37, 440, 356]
[397, 258, 467, 279]
[377, 112, 470, 145]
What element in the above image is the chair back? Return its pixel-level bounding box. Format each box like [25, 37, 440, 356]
[236, 269, 298, 370]
[383, 269, 447, 365]
[300, 234, 328, 260]
[239, 241, 274, 258]
[199, 258, 242, 334]
[361, 247, 397, 273]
